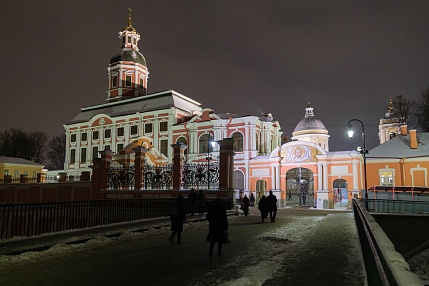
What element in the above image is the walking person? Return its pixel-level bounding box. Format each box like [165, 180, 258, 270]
[206, 198, 228, 257]
[169, 194, 186, 244]
[242, 194, 250, 216]
[197, 189, 206, 215]
[249, 193, 255, 207]
[266, 190, 277, 223]
[258, 195, 268, 223]
[188, 188, 197, 216]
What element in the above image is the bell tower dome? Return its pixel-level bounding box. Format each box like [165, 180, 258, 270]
[107, 9, 149, 102]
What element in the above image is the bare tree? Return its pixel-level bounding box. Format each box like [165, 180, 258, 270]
[414, 87, 429, 132]
[45, 134, 66, 170]
[392, 94, 415, 125]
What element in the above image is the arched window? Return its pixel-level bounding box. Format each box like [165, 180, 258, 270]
[234, 170, 245, 191]
[199, 133, 214, 154]
[232, 132, 243, 152]
[255, 132, 259, 153]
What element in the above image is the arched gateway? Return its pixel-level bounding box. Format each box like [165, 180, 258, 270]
[286, 168, 314, 207]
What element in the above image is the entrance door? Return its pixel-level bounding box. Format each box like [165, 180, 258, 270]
[286, 168, 314, 207]
[333, 179, 348, 208]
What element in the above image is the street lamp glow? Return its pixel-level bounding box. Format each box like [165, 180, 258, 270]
[348, 129, 354, 138]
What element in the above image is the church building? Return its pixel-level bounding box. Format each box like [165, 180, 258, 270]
[64, 13, 371, 209]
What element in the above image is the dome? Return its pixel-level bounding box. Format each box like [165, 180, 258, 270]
[293, 104, 326, 133]
[294, 116, 326, 132]
[110, 48, 147, 67]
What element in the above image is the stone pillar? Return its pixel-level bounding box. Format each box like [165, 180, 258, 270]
[4, 175, 12, 183]
[58, 172, 67, 182]
[99, 150, 113, 191]
[81, 171, 91, 181]
[171, 143, 187, 190]
[218, 138, 235, 190]
[37, 173, 46, 183]
[20, 174, 28, 183]
[133, 146, 148, 191]
[91, 158, 101, 200]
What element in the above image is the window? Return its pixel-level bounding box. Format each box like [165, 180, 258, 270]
[70, 149, 76, 164]
[255, 132, 260, 152]
[256, 180, 267, 191]
[145, 123, 153, 134]
[32, 171, 37, 178]
[105, 129, 111, 138]
[380, 171, 394, 186]
[81, 132, 87, 142]
[139, 78, 144, 90]
[125, 75, 132, 87]
[133, 37, 136, 45]
[24, 170, 28, 175]
[93, 131, 99, 140]
[160, 139, 168, 157]
[127, 36, 131, 44]
[117, 127, 124, 137]
[117, 144, 124, 152]
[71, 134, 76, 142]
[176, 137, 187, 145]
[199, 134, 214, 154]
[130, 125, 138, 135]
[81, 148, 87, 163]
[4, 170, 9, 176]
[104, 145, 110, 150]
[15, 170, 19, 179]
[112, 75, 118, 87]
[160, 121, 168, 132]
[232, 132, 244, 152]
[92, 146, 99, 159]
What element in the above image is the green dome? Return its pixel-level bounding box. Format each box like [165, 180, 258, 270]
[110, 48, 147, 67]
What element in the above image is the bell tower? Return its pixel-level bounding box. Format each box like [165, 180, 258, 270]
[107, 9, 149, 102]
[379, 98, 400, 144]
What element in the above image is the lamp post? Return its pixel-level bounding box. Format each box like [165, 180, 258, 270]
[348, 119, 368, 209]
[206, 132, 216, 190]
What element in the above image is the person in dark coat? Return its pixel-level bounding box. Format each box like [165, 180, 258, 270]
[258, 195, 268, 223]
[242, 194, 250, 216]
[206, 198, 228, 256]
[249, 193, 255, 207]
[266, 190, 278, 223]
[169, 194, 186, 244]
[188, 188, 197, 216]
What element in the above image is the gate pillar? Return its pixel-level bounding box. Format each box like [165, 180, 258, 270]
[133, 146, 148, 192]
[99, 150, 113, 192]
[217, 138, 235, 190]
[171, 143, 187, 191]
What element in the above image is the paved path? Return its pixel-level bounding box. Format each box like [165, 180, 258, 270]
[0, 208, 366, 285]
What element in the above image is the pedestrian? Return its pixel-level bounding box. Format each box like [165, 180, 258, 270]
[258, 195, 268, 223]
[188, 188, 197, 216]
[249, 193, 255, 207]
[197, 189, 206, 215]
[266, 190, 278, 223]
[242, 194, 250, 216]
[206, 198, 228, 257]
[169, 194, 186, 244]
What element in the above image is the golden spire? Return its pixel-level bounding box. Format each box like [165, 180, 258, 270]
[388, 97, 393, 112]
[307, 98, 311, 107]
[123, 8, 137, 32]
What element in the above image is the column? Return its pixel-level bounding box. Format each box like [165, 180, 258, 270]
[133, 146, 148, 191]
[171, 143, 188, 190]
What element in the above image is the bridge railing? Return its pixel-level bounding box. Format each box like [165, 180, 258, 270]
[365, 199, 429, 214]
[0, 197, 232, 240]
[352, 199, 396, 286]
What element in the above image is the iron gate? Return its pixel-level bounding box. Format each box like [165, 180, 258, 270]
[286, 168, 315, 207]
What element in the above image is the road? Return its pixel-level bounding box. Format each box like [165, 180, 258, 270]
[0, 208, 366, 286]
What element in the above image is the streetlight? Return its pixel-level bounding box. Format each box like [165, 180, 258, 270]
[348, 119, 368, 209]
[206, 133, 216, 190]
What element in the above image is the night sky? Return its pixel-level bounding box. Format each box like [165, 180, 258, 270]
[1, 1, 429, 151]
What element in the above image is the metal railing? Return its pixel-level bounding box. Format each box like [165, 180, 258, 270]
[352, 199, 397, 286]
[365, 199, 429, 214]
[0, 197, 232, 240]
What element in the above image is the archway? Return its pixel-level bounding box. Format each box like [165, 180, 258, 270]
[333, 179, 348, 208]
[234, 170, 245, 203]
[256, 179, 267, 201]
[286, 168, 314, 207]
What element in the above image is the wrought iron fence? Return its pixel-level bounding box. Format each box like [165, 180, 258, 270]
[181, 162, 219, 190]
[143, 164, 173, 190]
[108, 166, 135, 190]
